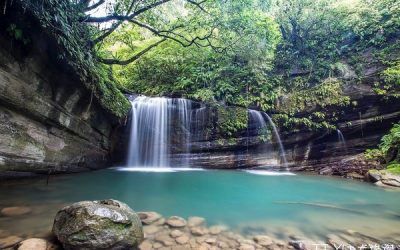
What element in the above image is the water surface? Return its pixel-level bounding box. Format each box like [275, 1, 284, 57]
[0, 169, 399, 242]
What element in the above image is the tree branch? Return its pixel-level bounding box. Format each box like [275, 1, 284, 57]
[82, 0, 172, 22]
[84, 0, 105, 11]
[97, 38, 167, 65]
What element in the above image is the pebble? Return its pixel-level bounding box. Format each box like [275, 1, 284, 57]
[253, 235, 273, 247]
[187, 216, 205, 227]
[191, 226, 209, 236]
[170, 229, 184, 238]
[139, 240, 153, 250]
[0, 235, 23, 248]
[205, 237, 217, 244]
[144, 225, 162, 235]
[1, 207, 32, 217]
[138, 211, 163, 225]
[209, 225, 227, 235]
[165, 216, 187, 228]
[175, 235, 189, 245]
[17, 238, 57, 250]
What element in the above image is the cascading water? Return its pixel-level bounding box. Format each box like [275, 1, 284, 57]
[127, 96, 193, 168]
[127, 96, 171, 167]
[249, 110, 289, 169]
[336, 129, 347, 149]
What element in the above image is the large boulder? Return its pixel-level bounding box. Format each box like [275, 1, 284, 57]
[52, 199, 143, 250]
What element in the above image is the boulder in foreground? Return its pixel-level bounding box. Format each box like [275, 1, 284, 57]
[52, 199, 143, 250]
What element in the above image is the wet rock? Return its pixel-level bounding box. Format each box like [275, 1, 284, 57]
[165, 216, 187, 228]
[17, 238, 58, 250]
[138, 212, 162, 225]
[0, 235, 23, 249]
[175, 235, 189, 245]
[209, 225, 227, 235]
[170, 230, 184, 238]
[1, 206, 32, 217]
[187, 216, 205, 227]
[253, 235, 273, 247]
[52, 199, 143, 250]
[191, 227, 209, 236]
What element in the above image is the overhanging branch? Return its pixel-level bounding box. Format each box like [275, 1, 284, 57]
[97, 38, 167, 65]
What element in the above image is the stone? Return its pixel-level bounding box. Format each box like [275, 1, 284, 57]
[1, 206, 32, 217]
[154, 234, 174, 246]
[170, 230, 184, 238]
[138, 211, 163, 225]
[165, 216, 187, 228]
[187, 216, 205, 227]
[319, 167, 333, 175]
[17, 238, 57, 250]
[172, 245, 190, 250]
[205, 238, 217, 244]
[139, 240, 153, 250]
[346, 172, 364, 180]
[289, 240, 306, 250]
[239, 244, 256, 250]
[52, 199, 143, 250]
[153, 242, 163, 249]
[144, 225, 162, 235]
[209, 225, 227, 235]
[191, 227, 209, 236]
[253, 235, 273, 247]
[0, 235, 23, 249]
[175, 235, 189, 245]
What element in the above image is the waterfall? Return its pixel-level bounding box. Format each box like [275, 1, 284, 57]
[249, 110, 288, 168]
[127, 96, 195, 167]
[127, 96, 171, 167]
[336, 129, 347, 149]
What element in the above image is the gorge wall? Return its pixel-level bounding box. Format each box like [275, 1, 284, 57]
[0, 9, 123, 178]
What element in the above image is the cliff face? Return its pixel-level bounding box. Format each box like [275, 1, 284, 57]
[165, 82, 400, 172]
[0, 16, 122, 178]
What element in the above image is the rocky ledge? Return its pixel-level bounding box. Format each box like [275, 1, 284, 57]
[368, 170, 400, 188]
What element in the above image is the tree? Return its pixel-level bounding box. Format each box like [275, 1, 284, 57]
[77, 0, 224, 65]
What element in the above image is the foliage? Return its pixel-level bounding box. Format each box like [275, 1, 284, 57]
[18, 0, 130, 118]
[387, 163, 400, 174]
[216, 106, 248, 137]
[364, 123, 400, 163]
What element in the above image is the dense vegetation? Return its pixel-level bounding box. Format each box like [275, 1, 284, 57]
[365, 122, 400, 174]
[95, 0, 399, 130]
[5, 0, 399, 130]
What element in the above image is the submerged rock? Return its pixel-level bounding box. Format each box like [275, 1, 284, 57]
[138, 211, 162, 225]
[187, 216, 205, 227]
[17, 238, 58, 250]
[0, 235, 23, 249]
[52, 199, 143, 250]
[165, 216, 187, 228]
[1, 206, 32, 217]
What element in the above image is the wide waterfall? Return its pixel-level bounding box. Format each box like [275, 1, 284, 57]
[127, 96, 288, 168]
[127, 96, 194, 167]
